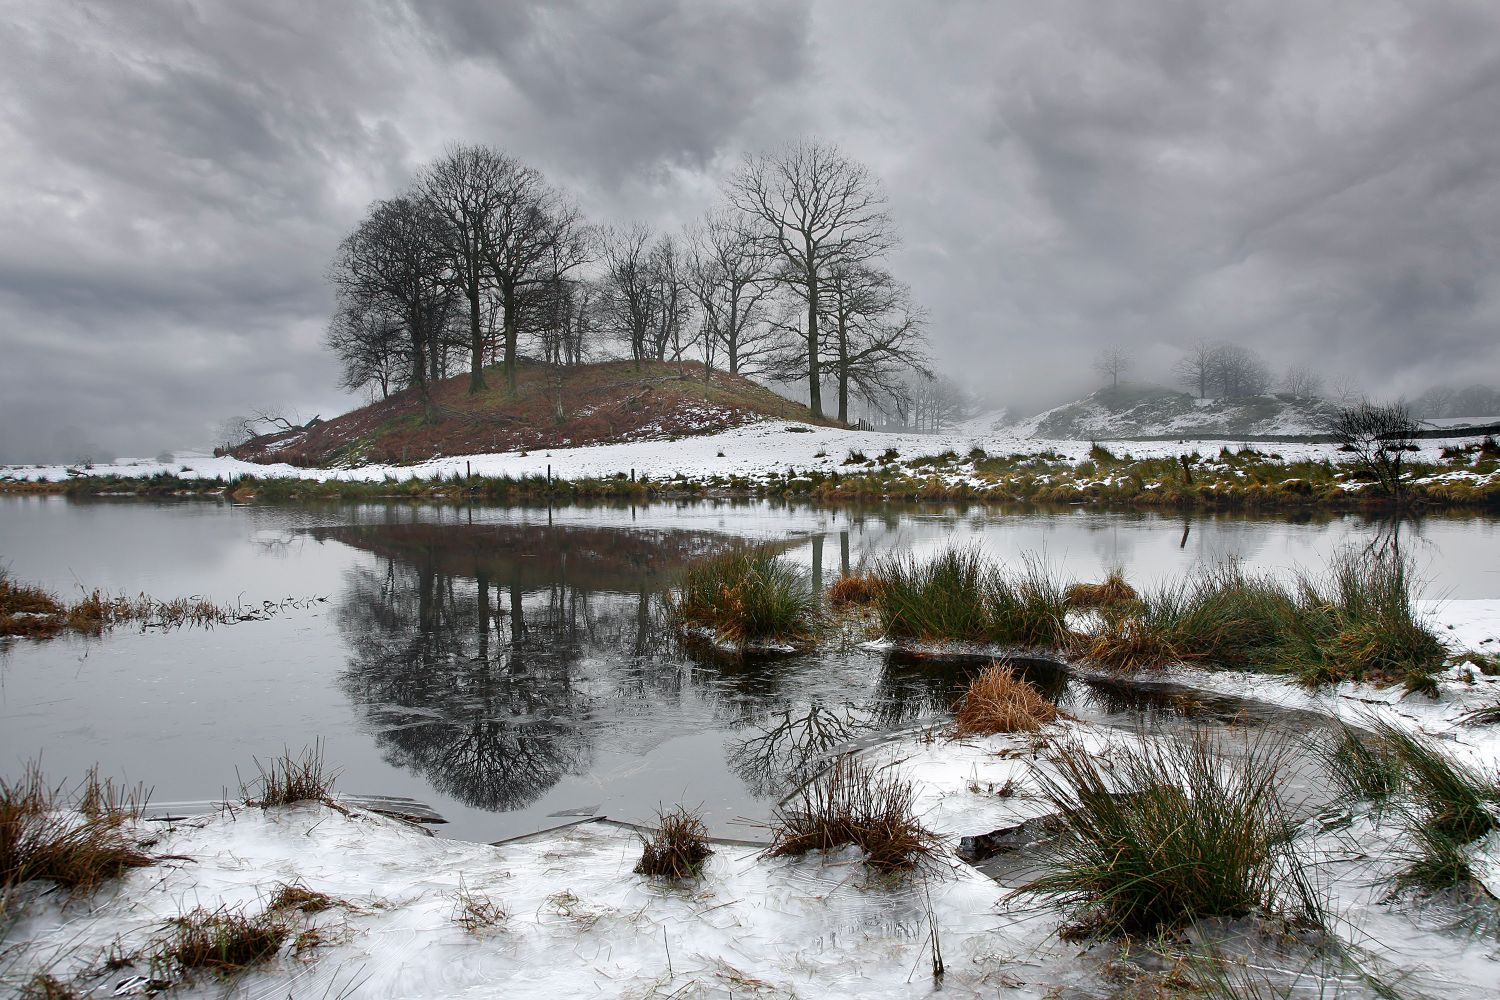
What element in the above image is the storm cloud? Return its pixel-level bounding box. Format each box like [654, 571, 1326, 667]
[3, 0, 1499, 461]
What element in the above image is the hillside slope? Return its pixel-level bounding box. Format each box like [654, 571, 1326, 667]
[1015, 385, 1341, 439]
[230, 360, 832, 467]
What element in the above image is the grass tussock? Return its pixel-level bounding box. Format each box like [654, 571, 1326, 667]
[151, 904, 290, 976]
[451, 879, 506, 934]
[953, 662, 1065, 736]
[872, 548, 1072, 649]
[676, 547, 819, 645]
[1311, 722, 1402, 805]
[266, 881, 339, 914]
[1016, 732, 1320, 939]
[1065, 569, 1138, 609]
[827, 572, 880, 606]
[2, 762, 158, 915]
[634, 806, 714, 880]
[19, 973, 83, 1000]
[242, 743, 337, 808]
[1082, 550, 1446, 689]
[766, 756, 939, 875]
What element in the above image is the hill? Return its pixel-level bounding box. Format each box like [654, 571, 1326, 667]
[229, 360, 832, 467]
[1012, 384, 1342, 440]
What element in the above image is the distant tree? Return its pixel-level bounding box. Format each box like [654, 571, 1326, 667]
[1173, 340, 1217, 398]
[1210, 344, 1271, 398]
[906, 374, 969, 432]
[819, 263, 929, 423]
[727, 140, 895, 419]
[1280, 365, 1324, 400]
[1327, 400, 1419, 502]
[1093, 346, 1132, 388]
[647, 234, 694, 368]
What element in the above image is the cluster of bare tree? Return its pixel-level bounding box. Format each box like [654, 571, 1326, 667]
[1410, 384, 1500, 419]
[326, 140, 929, 422]
[1172, 341, 1274, 399]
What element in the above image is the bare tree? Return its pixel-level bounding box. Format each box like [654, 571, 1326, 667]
[1173, 340, 1217, 399]
[598, 224, 657, 365]
[420, 144, 513, 395]
[687, 208, 782, 378]
[820, 263, 929, 422]
[1094, 346, 1133, 389]
[1280, 365, 1323, 400]
[1211, 344, 1272, 398]
[326, 298, 404, 400]
[727, 140, 894, 418]
[328, 196, 453, 400]
[1327, 400, 1419, 501]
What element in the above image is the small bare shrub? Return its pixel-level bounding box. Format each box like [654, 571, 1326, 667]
[635, 806, 714, 879]
[767, 756, 939, 875]
[953, 662, 1064, 736]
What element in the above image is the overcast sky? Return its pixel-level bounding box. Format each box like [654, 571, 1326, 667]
[4, 0, 1500, 462]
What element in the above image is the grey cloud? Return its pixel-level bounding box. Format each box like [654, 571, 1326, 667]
[2, 0, 1499, 463]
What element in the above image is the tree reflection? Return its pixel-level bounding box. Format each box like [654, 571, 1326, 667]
[726, 702, 873, 797]
[324, 522, 730, 811]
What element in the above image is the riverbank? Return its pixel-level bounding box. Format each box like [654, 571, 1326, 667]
[5, 419, 1499, 510]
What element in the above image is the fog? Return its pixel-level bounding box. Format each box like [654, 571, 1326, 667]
[4, 1, 1500, 462]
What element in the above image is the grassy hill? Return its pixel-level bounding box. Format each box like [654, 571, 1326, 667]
[230, 360, 831, 468]
[1019, 384, 1342, 440]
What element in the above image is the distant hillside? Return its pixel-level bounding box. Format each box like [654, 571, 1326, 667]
[230, 360, 831, 467]
[1013, 384, 1342, 440]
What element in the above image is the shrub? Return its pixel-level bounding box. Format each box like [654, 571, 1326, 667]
[151, 905, 290, 976]
[1, 763, 158, 915]
[1064, 569, 1138, 609]
[953, 662, 1063, 735]
[767, 756, 939, 875]
[634, 806, 714, 879]
[1015, 732, 1319, 939]
[676, 548, 818, 645]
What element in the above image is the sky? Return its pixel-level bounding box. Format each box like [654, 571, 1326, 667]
[4, 0, 1500, 462]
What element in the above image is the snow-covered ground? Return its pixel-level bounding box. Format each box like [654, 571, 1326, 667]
[3, 416, 1495, 487]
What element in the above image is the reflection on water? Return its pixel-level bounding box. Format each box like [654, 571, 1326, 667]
[2, 496, 1496, 842]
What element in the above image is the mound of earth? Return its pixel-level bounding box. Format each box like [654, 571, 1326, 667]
[229, 360, 830, 467]
[1016, 385, 1342, 440]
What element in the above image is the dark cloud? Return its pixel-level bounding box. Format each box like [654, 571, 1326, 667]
[2, 0, 1499, 462]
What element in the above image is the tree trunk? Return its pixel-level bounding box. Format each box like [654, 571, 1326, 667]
[806, 272, 822, 418]
[502, 281, 519, 394]
[467, 284, 486, 394]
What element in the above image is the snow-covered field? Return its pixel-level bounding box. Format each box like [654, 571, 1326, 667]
[3, 415, 1495, 487]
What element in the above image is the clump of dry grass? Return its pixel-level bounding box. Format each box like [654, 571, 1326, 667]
[451, 879, 506, 934]
[151, 905, 290, 976]
[766, 756, 940, 875]
[2, 762, 159, 916]
[0, 565, 253, 640]
[242, 743, 337, 808]
[634, 806, 714, 879]
[1064, 569, 1139, 609]
[828, 573, 880, 606]
[953, 662, 1065, 736]
[266, 881, 338, 914]
[676, 547, 819, 646]
[1016, 732, 1321, 939]
[19, 973, 82, 999]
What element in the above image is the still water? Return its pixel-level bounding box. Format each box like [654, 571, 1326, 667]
[3, 496, 1498, 842]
